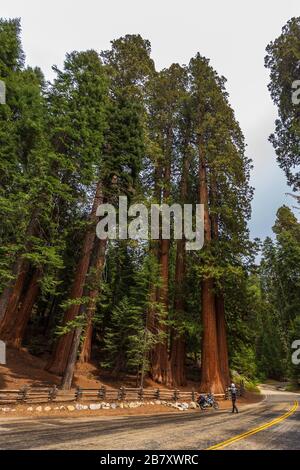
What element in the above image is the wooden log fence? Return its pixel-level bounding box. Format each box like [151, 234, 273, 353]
[0, 383, 244, 405]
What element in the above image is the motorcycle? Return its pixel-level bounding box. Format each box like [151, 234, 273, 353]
[197, 393, 219, 410]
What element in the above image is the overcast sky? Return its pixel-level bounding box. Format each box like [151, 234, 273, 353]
[2, 0, 300, 241]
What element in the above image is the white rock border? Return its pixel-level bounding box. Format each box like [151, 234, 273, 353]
[1, 400, 200, 414]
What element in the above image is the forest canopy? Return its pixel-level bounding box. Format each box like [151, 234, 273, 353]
[0, 17, 299, 392]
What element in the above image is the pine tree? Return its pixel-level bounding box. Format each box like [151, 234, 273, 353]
[265, 17, 300, 192]
[0, 19, 66, 344]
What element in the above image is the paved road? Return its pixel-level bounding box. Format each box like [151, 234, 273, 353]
[0, 386, 299, 450]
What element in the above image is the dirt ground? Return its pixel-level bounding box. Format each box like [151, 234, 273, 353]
[0, 347, 202, 390]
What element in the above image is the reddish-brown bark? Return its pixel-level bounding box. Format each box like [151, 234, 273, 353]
[210, 175, 230, 389]
[150, 237, 171, 384]
[46, 181, 104, 375]
[170, 238, 187, 386]
[215, 293, 230, 388]
[61, 230, 108, 388]
[79, 320, 93, 364]
[78, 237, 107, 363]
[169, 141, 191, 386]
[0, 261, 29, 333]
[3, 269, 41, 348]
[169, 336, 186, 386]
[200, 277, 224, 393]
[198, 145, 224, 394]
[0, 213, 38, 333]
[150, 151, 172, 385]
[0, 259, 27, 326]
[146, 166, 161, 380]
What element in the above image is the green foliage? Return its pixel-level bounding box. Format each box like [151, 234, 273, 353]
[101, 249, 165, 375]
[265, 17, 300, 191]
[257, 206, 300, 381]
[2, 19, 295, 390]
[0, 18, 24, 75]
[231, 371, 260, 393]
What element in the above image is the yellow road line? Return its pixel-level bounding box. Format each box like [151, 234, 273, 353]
[206, 401, 298, 450]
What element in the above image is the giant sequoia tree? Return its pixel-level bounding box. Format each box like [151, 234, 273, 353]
[0, 19, 256, 391]
[187, 54, 253, 392]
[50, 35, 151, 380]
[146, 64, 191, 385]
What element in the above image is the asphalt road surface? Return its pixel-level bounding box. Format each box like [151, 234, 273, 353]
[0, 385, 299, 450]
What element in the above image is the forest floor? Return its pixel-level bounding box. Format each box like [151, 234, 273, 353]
[0, 347, 201, 390]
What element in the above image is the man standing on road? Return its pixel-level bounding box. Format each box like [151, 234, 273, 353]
[230, 382, 239, 413]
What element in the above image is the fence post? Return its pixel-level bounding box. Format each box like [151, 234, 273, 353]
[98, 385, 106, 400]
[19, 385, 28, 403]
[75, 386, 82, 401]
[156, 388, 160, 400]
[118, 386, 126, 401]
[49, 385, 58, 402]
[174, 389, 179, 401]
[139, 387, 144, 401]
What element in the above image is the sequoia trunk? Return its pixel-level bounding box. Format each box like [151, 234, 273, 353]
[210, 175, 230, 389]
[215, 294, 230, 388]
[78, 237, 107, 363]
[150, 143, 172, 385]
[4, 269, 41, 348]
[0, 212, 38, 329]
[46, 181, 103, 375]
[198, 145, 223, 393]
[61, 230, 107, 388]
